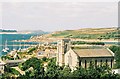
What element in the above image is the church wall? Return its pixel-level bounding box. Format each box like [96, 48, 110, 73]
[79, 57, 114, 68]
[56, 39, 71, 66]
[65, 49, 79, 70]
[56, 39, 114, 70]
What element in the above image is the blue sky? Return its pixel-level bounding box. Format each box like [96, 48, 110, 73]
[0, 2, 118, 32]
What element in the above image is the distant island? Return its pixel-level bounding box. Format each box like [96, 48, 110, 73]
[0, 29, 17, 32]
[0, 29, 47, 34]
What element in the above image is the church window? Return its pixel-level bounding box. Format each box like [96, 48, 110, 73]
[111, 59, 113, 68]
[85, 60, 87, 68]
[79, 60, 81, 66]
[68, 53, 72, 66]
[95, 60, 97, 66]
[106, 59, 108, 66]
[90, 61, 92, 66]
[100, 60, 102, 66]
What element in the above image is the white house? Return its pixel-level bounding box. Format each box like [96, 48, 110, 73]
[0, 60, 6, 74]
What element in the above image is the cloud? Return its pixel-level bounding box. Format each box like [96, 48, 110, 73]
[0, 3, 2, 29]
[1, 2, 118, 31]
[0, 0, 119, 2]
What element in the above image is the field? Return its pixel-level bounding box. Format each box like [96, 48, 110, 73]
[49, 27, 119, 39]
[28, 27, 119, 43]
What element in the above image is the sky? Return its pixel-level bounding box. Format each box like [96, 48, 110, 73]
[0, 1, 118, 32]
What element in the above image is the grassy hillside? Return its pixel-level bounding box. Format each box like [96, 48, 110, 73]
[50, 27, 119, 39]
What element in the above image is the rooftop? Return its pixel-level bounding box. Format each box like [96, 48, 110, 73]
[0, 61, 6, 66]
[73, 48, 114, 58]
[5, 60, 24, 63]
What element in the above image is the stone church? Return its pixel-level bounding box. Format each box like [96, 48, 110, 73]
[56, 39, 114, 70]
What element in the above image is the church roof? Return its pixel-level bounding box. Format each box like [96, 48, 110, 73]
[73, 48, 114, 58]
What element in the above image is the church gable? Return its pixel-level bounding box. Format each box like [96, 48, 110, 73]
[65, 49, 79, 69]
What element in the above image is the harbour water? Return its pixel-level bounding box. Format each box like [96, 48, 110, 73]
[0, 34, 119, 57]
[0, 34, 41, 56]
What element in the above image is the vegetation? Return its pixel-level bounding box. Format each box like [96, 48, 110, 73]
[109, 45, 120, 68]
[18, 57, 43, 71]
[27, 47, 36, 54]
[1, 55, 14, 60]
[42, 57, 49, 62]
[2, 57, 120, 79]
[71, 41, 105, 45]
[50, 27, 119, 39]
[1, 44, 120, 78]
[2, 66, 21, 78]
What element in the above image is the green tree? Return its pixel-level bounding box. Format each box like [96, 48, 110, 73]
[58, 66, 71, 78]
[18, 57, 45, 79]
[109, 45, 120, 68]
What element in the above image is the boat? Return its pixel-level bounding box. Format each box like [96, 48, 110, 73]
[8, 50, 16, 56]
[17, 42, 21, 52]
[21, 41, 27, 52]
[12, 42, 17, 51]
[2, 49, 8, 52]
[8, 42, 17, 56]
[2, 40, 9, 52]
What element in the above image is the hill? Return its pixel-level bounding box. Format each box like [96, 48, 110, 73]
[48, 27, 119, 39]
[0, 29, 17, 32]
[27, 27, 119, 43]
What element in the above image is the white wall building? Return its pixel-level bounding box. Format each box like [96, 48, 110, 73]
[56, 39, 114, 70]
[0, 60, 6, 74]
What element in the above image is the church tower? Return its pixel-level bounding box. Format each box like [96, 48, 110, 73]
[56, 39, 71, 66]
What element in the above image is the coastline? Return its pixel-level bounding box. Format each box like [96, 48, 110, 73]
[0, 32, 32, 34]
[18, 37, 119, 43]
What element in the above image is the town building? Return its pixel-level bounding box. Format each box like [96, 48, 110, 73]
[5, 60, 24, 67]
[0, 60, 6, 74]
[56, 39, 114, 70]
[37, 49, 57, 59]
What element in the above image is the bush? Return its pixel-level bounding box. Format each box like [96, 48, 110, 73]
[19, 57, 42, 71]
[27, 47, 36, 54]
[4, 66, 20, 75]
[71, 41, 105, 45]
[109, 45, 120, 68]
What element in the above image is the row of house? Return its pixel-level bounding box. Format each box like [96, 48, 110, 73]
[0, 59, 25, 75]
[36, 49, 57, 59]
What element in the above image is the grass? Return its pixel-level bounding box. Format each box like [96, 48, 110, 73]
[51, 27, 119, 39]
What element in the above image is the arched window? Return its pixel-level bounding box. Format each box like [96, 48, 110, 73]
[85, 60, 87, 68]
[111, 59, 113, 68]
[90, 61, 92, 66]
[100, 60, 102, 66]
[95, 60, 97, 67]
[68, 53, 72, 66]
[64, 43, 69, 53]
[106, 59, 108, 66]
[79, 60, 81, 66]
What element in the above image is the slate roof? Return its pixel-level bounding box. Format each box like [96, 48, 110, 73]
[73, 48, 114, 58]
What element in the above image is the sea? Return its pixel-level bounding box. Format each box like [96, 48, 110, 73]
[0, 33, 41, 57]
[0, 34, 119, 57]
